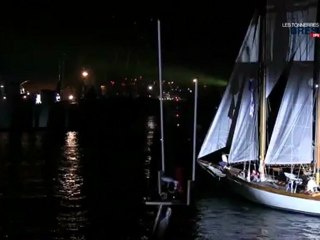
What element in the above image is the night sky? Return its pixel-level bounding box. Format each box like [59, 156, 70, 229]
[0, 1, 256, 88]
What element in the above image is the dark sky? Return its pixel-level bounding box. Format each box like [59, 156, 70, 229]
[0, 1, 257, 86]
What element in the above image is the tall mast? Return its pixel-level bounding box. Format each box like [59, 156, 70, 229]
[192, 78, 198, 181]
[314, 1, 320, 185]
[157, 20, 165, 173]
[258, 1, 267, 181]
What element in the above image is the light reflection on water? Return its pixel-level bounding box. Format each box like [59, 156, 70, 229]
[193, 196, 320, 240]
[2, 124, 320, 239]
[144, 116, 156, 182]
[54, 131, 88, 240]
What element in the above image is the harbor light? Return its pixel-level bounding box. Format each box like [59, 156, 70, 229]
[68, 94, 74, 101]
[35, 94, 42, 104]
[82, 70, 89, 78]
[56, 93, 61, 102]
[148, 85, 153, 91]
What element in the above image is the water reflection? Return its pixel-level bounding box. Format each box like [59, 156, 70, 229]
[194, 196, 320, 240]
[144, 116, 156, 197]
[54, 131, 88, 240]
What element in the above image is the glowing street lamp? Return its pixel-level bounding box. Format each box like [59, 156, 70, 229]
[81, 70, 89, 99]
[82, 70, 89, 78]
[68, 94, 74, 101]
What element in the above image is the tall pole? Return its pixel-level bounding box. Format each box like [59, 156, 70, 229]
[157, 20, 165, 173]
[314, 1, 320, 184]
[192, 78, 198, 181]
[58, 53, 65, 96]
[258, 2, 267, 181]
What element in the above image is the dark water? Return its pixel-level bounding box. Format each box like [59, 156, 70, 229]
[164, 184, 320, 240]
[0, 129, 145, 239]
[1, 99, 320, 240]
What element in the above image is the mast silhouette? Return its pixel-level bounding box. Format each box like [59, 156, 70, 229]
[314, 0, 320, 184]
[157, 19, 165, 173]
[258, 0, 267, 181]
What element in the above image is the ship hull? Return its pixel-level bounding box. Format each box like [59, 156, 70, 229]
[226, 170, 320, 216]
[198, 162, 320, 216]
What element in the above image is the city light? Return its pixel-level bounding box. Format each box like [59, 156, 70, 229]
[82, 71, 89, 77]
[68, 94, 74, 101]
[56, 93, 61, 102]
[148, 85, 153, 90]
[36, 94, 42, 104]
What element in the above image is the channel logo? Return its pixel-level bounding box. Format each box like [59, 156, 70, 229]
[310, 32, 320, 38]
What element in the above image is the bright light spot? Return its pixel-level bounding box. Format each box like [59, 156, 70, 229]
[82, 71, 88, 77]
[36, 94, 42, 104]
[66, 131, 77, 147]
[56, 93, 61, 102]
[27, 91, 30, 95]
[176, 114, 179, 118]
[148, 85, 153, 90]
[316, 84, 319, 88]
[0, 85, 3, 88]
[20, 87, 25, 94]
[3, 96, 6, 100]
[68, 95, 74, 101]
[22, 95, 27, 99]
[193, 78, 198, 83]
[177, 124, 180, 127]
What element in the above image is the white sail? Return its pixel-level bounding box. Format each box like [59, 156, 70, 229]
[266, 1, 289, 96]
[228, 74, 259, 163]
[196, 82, 232, 159]
[197, 13, 260, 159]
[287, 4, 316, 61]
[265, 63, 314, 165]
[266, 0, 317, 96]
[237, 12, 260, 63]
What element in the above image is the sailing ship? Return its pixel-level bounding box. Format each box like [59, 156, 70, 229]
[197, 0, 320, 215]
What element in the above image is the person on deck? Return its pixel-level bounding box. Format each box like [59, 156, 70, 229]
[306, 177, 319, 194]
[219, 153, 228, 169]
[250, 170, 260, 182]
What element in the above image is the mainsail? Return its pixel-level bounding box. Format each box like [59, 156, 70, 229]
[265, 63, 314, 165]
[197, 13, 260, 159]
[264, 0, 317, 165]
[228, 76, 259, 163]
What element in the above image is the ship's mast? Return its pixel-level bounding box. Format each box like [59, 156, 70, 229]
[258, 0, 267, 181]
[314, 1, 320, 185]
